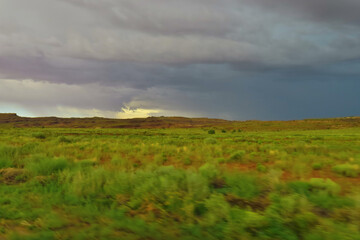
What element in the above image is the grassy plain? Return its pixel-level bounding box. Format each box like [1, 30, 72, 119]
[0, 119, 360, 239]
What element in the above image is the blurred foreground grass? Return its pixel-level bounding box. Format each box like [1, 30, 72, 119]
[0, 127, 360, 239]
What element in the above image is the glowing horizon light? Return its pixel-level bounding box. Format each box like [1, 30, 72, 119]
[0, 103, 34, 117]
[116, 106, 162, 119]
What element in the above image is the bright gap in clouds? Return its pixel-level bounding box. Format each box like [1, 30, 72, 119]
[0, 103, 33, 117]
[0, 78, 174, 119]
[116, 107, 161, 119]
[56, 106, 162, 119]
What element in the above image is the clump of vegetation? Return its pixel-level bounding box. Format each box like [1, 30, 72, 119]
[312, 162, 323, 170]
[0, 145, 17, 168]
[0, 168, 28, 184]
[208, 129, 216, 134]
[223, 174, 262, 199]
[57, 136, 72, 143]
[256, 163, 267, 172]
[308, 178, 341, 196]
[32, 132, 47, 139]
[25, 156, 69, 175]
[204, 138, 217, 144]
[229, 150, 246, 162]
[332, 164, 359, 177]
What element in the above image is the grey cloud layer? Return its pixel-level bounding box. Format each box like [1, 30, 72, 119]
[2, 0, 360, 66]
[0, 0, 359, 119]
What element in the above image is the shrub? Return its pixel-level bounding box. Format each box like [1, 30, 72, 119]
[40, 212, 67, 229]
[257, 163, 267, 173]
[32, 132, 46, 139]
[204, 138, 217, 144]
[183, 157, 192, 165]
[0, 145, 17, 168]
[312, 162, 323, 170]
[332, 164, 359, 177]
[229, 150, 246, 162]
[203, 194, 230, 225]
[289, 179, 352, 210]
[26, 157, 69, 176]
[199, 163, 219, 180]
[243, 210, 268, 229]
[0, 168, 28, 184]
[208, 130, 215, 135]
[223, 174, 261, 199]
[154, 153, 167, 165]
[57, 136, 72, 143]
[309, 178, 341, 196]
[66, 167, 110, 199]
[288, 181, 311, 195]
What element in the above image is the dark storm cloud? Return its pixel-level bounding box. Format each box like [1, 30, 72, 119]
[61, 0, 360, 28]
[0, 0, 359, 119]
[2, 0, 360, 66]
[60, 0, 240, 36]
[247, 0, 360, 25]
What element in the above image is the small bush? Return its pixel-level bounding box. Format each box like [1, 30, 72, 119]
[154, 154, 167, 165]
[288, 179, 353, 209]
[0, 145, 17, 168]
[309, 178, 341, 196]
[32, 132, 46, 139]
[332, 164, 359, 177]
[0, 168, 28, 184]
[39, 212, 68, 229]
[183, 157, 192, 165]
[256, 163, 267, 173]
[289, 178, 340, 196]
[223, 174, 261, 199]
[312, 162, 323, 170]
[58, 136, 72, 143]
[208, 130, 215, 135]
[199, 163, 219, 180]
[26, 157, 69, 176]
[229, 150, 246, 162]
[204, 138, 217, 144]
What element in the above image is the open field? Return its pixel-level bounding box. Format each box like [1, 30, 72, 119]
[0, 117, 360, 239]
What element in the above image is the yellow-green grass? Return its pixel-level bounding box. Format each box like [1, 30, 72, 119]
[0, 127, 359, 240]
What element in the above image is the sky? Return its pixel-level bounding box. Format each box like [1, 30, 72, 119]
[0, 0, 359, 120]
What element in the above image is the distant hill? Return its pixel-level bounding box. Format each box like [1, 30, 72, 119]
[0, 113, 230, 129]
[0, 113, 360, 131]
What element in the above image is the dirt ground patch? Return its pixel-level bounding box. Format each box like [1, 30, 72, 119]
[0, 168, 28, 184]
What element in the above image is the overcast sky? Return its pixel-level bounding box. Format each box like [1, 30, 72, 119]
[0, 0, 359, 120]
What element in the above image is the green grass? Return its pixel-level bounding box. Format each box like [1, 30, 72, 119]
[0, 127, 359, 239]
[332, 164, 360, 177]
[25, 156, 70, 176]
